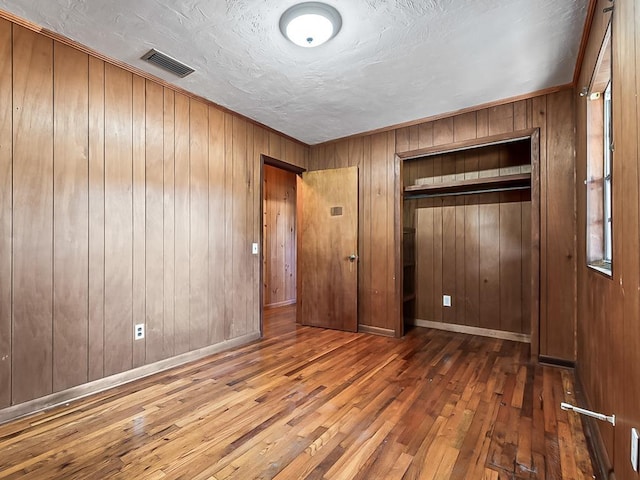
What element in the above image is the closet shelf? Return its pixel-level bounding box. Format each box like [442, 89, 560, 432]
[404, 172, 531, 199]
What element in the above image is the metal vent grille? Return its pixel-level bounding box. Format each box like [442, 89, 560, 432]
[141, 49, 195, 77]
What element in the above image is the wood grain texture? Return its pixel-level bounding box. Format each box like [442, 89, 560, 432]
[208, 106, 226, 345]
[409, 144, 531, 336]
[300, 167, 358, 332]
[575, 1, 640, 478]
[103, 63, 133, 377]
[0, 16, 302, 415]
[544, 90, 576, 359]
[162, 88, 175, 359]
[189, 100, 209, 349]
[145, 80, 164, 364]
[0, 306, 594, 479]
[313, 93, 573, 346]
[52, 42, 89, 392]
[11, 25, 54, 404]
[173, 92, 191, 356]
[310, 133, 397, 333]
[87, 56, 105, 382]
[132, 75, 146, 369]
[0, 19, 12, 408]
[230, 116, 248, 339]
[263, 165, 297, 308]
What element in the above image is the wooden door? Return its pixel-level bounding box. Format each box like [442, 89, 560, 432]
[298, 167, 358, 331]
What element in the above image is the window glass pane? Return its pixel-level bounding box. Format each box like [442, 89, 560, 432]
[603, 81, 612, 263]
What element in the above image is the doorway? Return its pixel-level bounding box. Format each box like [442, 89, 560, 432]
[260, 155, 305, 336]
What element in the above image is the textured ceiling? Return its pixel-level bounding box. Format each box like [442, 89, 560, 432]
[1, 0, 588, 145]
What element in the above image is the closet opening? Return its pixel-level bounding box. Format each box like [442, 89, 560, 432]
[397, 129, 540, 359]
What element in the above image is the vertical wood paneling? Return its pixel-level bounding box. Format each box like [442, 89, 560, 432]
[132, 75, 146, 368]
[1, 16, 307, 413]
[189, 100, 209, 349]
[614, 1, 638, 477]
[254, 127, 269, 327]
[12, 26, 54, 404]
[416, 206, 434, 320]
[52, 42, 89, 392]
[531, 95, 549, 354]
[521, 193, 532, 335]
[263, 165, 297, 307]
[173, 93, 190, 355]
[499, 195, 523, 333]
[408, 141, 531, 334]
[0, 19, 12, 407]
[145, 80, 164, 364]
[360, 136, 372, 327]
[575, 2, 640, 477]
[163, 88, 175, 359]
[208, 107, 226, 344]
[224, 114, 234, 339]
[103, 64, 133, 377]
[441, 199, 456, 324]
[246, 122, 257, 331]
[87, 56, 105, 382]
[544, 90, 576, 358]
[432, 199, 443, 323]
[464, 196, 480, 327]
[231, 117, 248, 337]
[370, 133, 390, 327]
[478, 199, 500, 329]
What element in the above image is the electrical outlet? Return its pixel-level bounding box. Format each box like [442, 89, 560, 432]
[134, 324, 145, 340]
[632, 428, 639, 472]
[443, 295, 451, 307]
[252, 242, 259, 255]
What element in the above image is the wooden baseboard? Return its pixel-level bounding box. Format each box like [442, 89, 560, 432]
[264, 299, 296, 310]
[358, 324, 396, 337]
[573, 374, 617, 480]
[0, 332, 261, 425]
[411, 319, 531, 343]
[538, 355, 576, 369]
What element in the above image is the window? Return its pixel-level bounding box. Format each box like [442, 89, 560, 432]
[603, 82, 612, 263]
[586, 23, 612, 274]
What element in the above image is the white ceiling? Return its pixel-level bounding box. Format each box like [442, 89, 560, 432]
[1, 0, 588, 145]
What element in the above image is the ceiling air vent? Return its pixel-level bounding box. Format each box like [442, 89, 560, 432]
[141, 49, 195, 78]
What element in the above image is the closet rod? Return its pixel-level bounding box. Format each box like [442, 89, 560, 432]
[404, 185, 530, 200]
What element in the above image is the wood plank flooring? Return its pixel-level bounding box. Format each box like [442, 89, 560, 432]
[0, 306, 594, 479]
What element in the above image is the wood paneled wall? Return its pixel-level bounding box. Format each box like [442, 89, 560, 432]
[309, 133, 399, 334]
[405, 142, 531, 334]
[263, 165, 297, 308]
[576, 0, 640, 478]
[0, 18, 308, 410]
[309, 90, 576, 360]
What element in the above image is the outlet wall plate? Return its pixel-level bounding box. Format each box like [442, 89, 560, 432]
[443, 295, 451, 307]
[134, 324, 145, 340]
[632, 428, 639, 472]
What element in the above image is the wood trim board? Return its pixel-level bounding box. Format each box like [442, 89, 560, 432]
[412, 319, 531, 343]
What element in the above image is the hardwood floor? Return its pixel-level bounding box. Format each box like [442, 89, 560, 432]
[0, 306, 594, 479]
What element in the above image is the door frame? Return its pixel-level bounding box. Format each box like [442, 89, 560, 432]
[259, 155, 305, 336]
[395, 128, 541, 359]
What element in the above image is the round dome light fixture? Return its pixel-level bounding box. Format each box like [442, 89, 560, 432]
[280, 2, 342, 48]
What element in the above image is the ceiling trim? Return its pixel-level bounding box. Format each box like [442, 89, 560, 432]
[316, 82, 573, 147]
[572, 0, 600, 86]
[0, 8, 310, 148]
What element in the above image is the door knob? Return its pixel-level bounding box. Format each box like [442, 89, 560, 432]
[348, 254, 358, 262]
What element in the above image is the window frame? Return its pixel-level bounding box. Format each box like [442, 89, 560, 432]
[586, 22, 613, 276]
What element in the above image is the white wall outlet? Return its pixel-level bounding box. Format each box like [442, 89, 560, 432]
[252, 242, 259, 255]
[134, 324, 145, 340]
[443, 295, 451, 307]
[632, 428, 639, 472]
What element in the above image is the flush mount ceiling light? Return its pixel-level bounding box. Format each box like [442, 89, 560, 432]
[280, 2, 342, 48]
